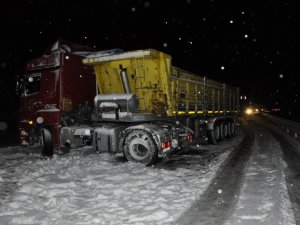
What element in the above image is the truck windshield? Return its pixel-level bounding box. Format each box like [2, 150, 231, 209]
[24, 74, 41, 95]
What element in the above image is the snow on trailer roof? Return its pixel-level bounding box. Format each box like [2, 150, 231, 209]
[83, 49, 160, 65]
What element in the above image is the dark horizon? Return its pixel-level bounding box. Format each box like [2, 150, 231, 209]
[0, 0, 299, 120]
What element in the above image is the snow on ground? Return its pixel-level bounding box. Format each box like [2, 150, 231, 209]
[0, 131, 243, 225]
[225, 127, 296, 225]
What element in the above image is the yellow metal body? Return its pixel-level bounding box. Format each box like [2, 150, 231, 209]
[83, 49, 239, 117]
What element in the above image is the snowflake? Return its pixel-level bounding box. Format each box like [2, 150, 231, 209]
[131, 7, 136, 12]
[229, 20, 233, 24]
[279, 74, 284, 79]
[244, 34, 248, 38]
[221, 66, 225, 70]
[144, 1, 150, 8]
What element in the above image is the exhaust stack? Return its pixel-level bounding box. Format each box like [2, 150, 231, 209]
[119, 65, 131, 94]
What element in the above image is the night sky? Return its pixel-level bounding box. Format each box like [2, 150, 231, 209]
[0, 0, 299, 120]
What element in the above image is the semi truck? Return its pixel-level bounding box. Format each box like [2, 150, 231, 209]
[18, 43, 239, 165]
[17, 39, 119, 153]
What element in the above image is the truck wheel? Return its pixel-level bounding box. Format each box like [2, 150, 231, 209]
[208, 125, 219, 145]
[228, 121, 235, 138]
[40, 127, 53, 157]
[223, 122, 229, 138]
[219, 123, 225, 141]
[123, 130, 158, 166]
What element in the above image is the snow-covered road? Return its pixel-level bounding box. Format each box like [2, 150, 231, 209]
[225, 122, 295, 225]
[0, 117, 298, 225]
[0, 129, 242, 225]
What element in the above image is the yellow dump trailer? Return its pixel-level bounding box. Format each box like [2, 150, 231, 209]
[83, 49, 239, 117]
[72, 49, 240, 165]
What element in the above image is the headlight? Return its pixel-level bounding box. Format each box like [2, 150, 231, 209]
[36, 117, 44, 124]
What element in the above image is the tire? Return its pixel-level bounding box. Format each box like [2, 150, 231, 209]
[123, 130, 158, 166]
[228, 121, 235, 138]
[219, 123, 225, 141]
[40, 127, 53, 157]
[223, 122, 229, 138]
[208, 125, 219, 145]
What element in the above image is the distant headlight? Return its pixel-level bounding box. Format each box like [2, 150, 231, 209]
[36, 117, 44, 124]
[245, 108, 253, 115]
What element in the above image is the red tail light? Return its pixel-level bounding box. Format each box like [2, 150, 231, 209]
[162, 141, 171, 149]
[185, 135, 193, 140]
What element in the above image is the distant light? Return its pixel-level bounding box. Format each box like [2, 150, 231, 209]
[221, 66, 225, 70]
[131, 7, 136, 12]
[253, 38, 257, 42]
[65, 56, 70, 60]
[203, 18, 206, 21]
[244, 96, 247, 100]
[39, 31, 42, 34]
[68, 18, 71, 22]
[163, 43, 168, 47]
[240, 96, 243, 100]
[229, 20, 233, 24]
[244, 34, 248, 38]
[84, 36, 87, 39]
[189, 41, 193, 45]
[270, 61, 272, 64]
[186, 0, 192, 3]
[165, 21, 168, 24]
[279, 74, 284, 79]
[178, 37, 182, 40]
[241, 11, 245, 15]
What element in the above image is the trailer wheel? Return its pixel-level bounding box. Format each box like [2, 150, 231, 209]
[123, 130, 158, 166]
[223, 122, 229, 138]
[40, 127, 53, 157]
[219, 123, 225, 141]
[208, 125, 219, 145]
[228, 121, 235, 138]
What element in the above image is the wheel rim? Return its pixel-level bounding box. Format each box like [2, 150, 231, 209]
[129, 138, 150, 161]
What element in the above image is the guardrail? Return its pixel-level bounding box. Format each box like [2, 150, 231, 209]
[261, 113, 300, 139]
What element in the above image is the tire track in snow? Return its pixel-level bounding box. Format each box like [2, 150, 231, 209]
[174, 119, 255, 225]
[266, 120, 300, 224]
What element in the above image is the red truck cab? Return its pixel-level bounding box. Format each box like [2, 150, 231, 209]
[18, 39, 97, 153]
